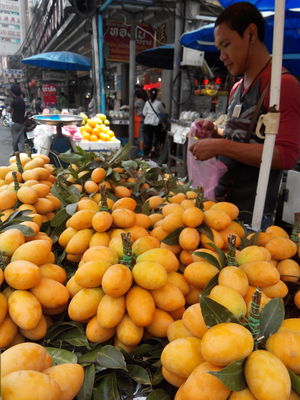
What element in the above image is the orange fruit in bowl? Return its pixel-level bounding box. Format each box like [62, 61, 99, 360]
[82, 132, 91, 140]
[92, 127, 100, 136]
[87, 119, 96, 128]
[107, 130, 115, 137]
[90, 135, 98, 142]
[104, 119, 110, 126]
[85, 125, 92, 134]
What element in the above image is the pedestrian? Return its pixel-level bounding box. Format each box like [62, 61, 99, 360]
[35, 97, 43, 114]
[189, 1, 300, 227]
[58, 92, 68, 110]
[134, 89, 146, 156]
[7, 84, 26, 154]
[142, 88, 166, 158]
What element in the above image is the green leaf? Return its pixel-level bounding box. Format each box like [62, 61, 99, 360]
[77, 364, 96, 400]
[122, 160, 138, 170]
[200, 295, 239, 328]
[66, 202, 78, 215]
[162, 227, 184, 246]
[62, 327, 90, 348]
[59, 152, 83, 163]
[202, 274, 219, 296]
[44, 347, 77, 365]
[93, 372, 121, 400]
[142, 200, 150, 216]
[289, 369, 300, 395]
[260, 298, 285, 341]
[198, 224, 214, 240]
[127, 364, 151, 385]
[206, 242, 227, 268]
[208, 359, 247, 391]
[147, 389, 171, 400]
[151, 368, 164, 386]
[96, 345, 127, 371]
[1, 224, 34, 236]
[78, 345, 103, 365]
[193, 251, 221, 270]
[50, 208, 69, 227]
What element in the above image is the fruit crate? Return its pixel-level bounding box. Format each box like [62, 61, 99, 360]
[70, 138, 121, 153]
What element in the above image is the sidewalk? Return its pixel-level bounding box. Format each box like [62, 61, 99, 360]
[0, 125, 13, 166]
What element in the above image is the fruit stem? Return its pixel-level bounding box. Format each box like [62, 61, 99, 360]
[12, 171, 20, 191]
[24, 143, 32, 159]
[248, 288, 264, 349]
[195, 187, 205, 210]
[99, 184, 109, 211]
[227, 234, 237, 266]
[121, 232, 133, 268]
[15, 152, 23, 174]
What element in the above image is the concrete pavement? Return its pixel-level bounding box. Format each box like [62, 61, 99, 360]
[0, 125, 13, 166]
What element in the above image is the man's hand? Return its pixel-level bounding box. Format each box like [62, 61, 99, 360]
[191, 120, 215, 139]
[189, 138, 222, 161]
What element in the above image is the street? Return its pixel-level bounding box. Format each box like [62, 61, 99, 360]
[0, 125, 13, 166]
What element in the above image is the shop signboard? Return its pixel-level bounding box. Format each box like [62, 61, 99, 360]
[42, 83, 57, 106]
[0, 0, 19, 13]
[43, 71, 66, 82]
[104, 22, 155, 63]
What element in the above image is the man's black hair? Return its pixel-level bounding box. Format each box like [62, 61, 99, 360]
[11, 84, 21, 96]
[215, 2, 265, 42]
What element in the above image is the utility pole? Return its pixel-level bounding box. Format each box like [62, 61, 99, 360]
[19, 0, 29, 44]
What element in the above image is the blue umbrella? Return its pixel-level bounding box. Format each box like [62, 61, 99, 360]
[22, 51, 91, 71]
[180, 10, 300, 76]
[218, 0, 299, 11]
[136, 44, 174, 69]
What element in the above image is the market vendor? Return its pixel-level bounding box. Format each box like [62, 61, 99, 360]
[189, 1, 300, 226]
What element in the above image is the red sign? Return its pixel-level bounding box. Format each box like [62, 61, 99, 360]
[42, 84, 57, 106]
[104, 22, 155, 63]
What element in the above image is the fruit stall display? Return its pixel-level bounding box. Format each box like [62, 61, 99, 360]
[0, 145, 299, 400]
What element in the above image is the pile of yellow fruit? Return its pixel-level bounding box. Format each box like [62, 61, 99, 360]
[79, 113, 117, 142]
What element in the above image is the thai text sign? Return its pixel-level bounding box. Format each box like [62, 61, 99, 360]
[104, 22, 155, 62]
[42, 84, 57, 105]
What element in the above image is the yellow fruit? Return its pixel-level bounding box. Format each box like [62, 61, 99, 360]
[91, 167, 106, 183]
[116, 314, 144, 346]
[218, 266, 249, 297]
[0, 229, 25, 257]
[167, 319, 193, 341]
[178, 227, 200, 251]
[1, 370, 61, 400]
[151, 283, 185, 312]
[265, 237, 297, 260]
[245, 350, 291, 400]
[180, 361, 231, 400]
[1, 342, 50, 377]
[11, 239, 51, 266]
[0, 189, 17, 210]
[8, 290, 42, 330]
[136, 248, 180, 272]
[210, 201, 239, 219]
[86, 315, 115, 343]
[240, 261, 280, 287]
[112, 197, 137, 211]
[200, 228, 224, 249]
[112, 208, 136, 228]
[266, 318, 300, 374]
[0, 315, 18, 348]
[208, 285, 247, 318]
[182, 303, 208, 338]
[67, 209, 97, 230]
[167, 271, 190, 295]
[162, 212, 183, 232]
[44, 363, 84, 400]
[147, 195, 164, 209]
[101, 264, 132, 297]
[82, 245, 118, 265]
[146, 308, 174, 337]
[68, 288, 104, 322]
[162, 366, 186, 388]
[30, 278, 69, 309]
[132, 235, 160, 256]
[75, 260, 111, 288]
[229, 389, 257, 399]
[132, 261, 168, 290]
[39, 263, 66, 283]
[0, 292, 7, 325]
[265, 225, 289, 239]
[184, 261, 219, 289]
[65, 228, 94, 254]
[97, 294, 126, 328]
[89, 231, 110, 247]
[277, 259, 300, 282]
[126, 286, 155, 327]
[201, 322, 254, 366]
[161, 337, 204, 378]
[261, 280, 288, 298]
[204, 209, 232, 231]
[4, 260, 41, 289]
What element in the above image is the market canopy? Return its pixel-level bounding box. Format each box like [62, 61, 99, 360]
[136, 45, 174, 70]
[218, 0, 299, 11]
[22, 51, 91, 71]
[180, 10, 300, 76]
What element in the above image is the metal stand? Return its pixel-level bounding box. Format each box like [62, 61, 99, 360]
[166, 131, 187, 178]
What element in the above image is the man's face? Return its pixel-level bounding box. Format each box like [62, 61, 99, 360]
[214, 22, 250, 76]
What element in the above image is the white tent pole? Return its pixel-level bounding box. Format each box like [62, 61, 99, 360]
[251, 0, 286, 231]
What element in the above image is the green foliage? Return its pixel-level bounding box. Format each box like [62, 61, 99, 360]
[199, 295, 239, 328]
[193, 251, 222, 270]
[208, 359, 247, 391]
[162, 227, 184, 246]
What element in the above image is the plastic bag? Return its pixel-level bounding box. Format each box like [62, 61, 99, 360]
[187, 135, 228, 200]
